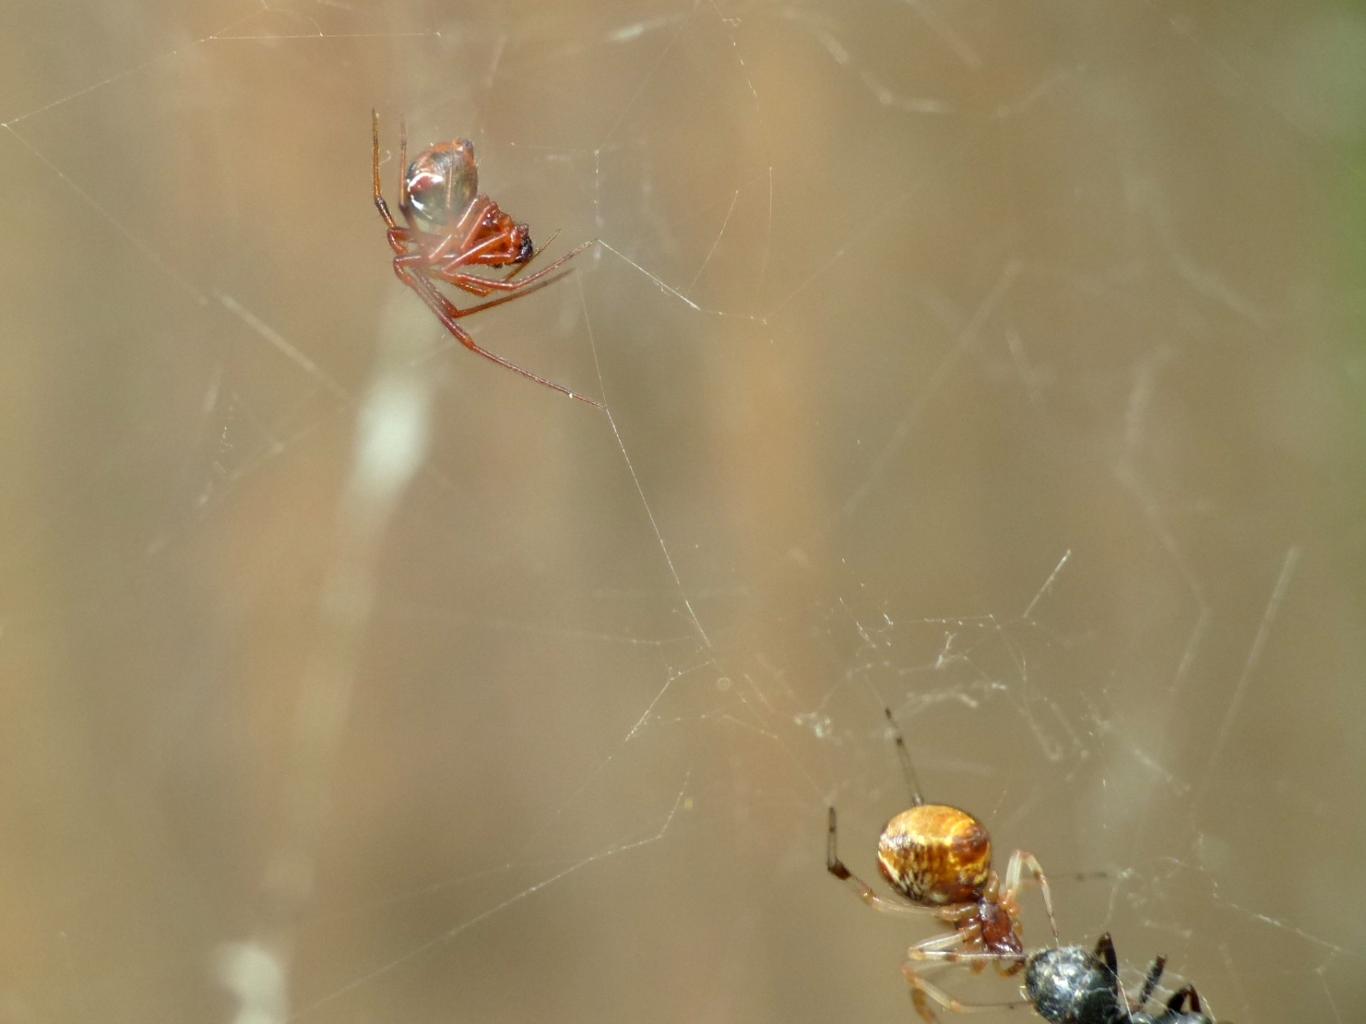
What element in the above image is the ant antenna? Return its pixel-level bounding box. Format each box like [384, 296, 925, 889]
[884, 707, 924, 807]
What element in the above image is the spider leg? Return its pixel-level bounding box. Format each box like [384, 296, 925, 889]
[388, 226, 575, 310]
[421, 196, 496, 265]
[392, 263, 601, 408]
[393, 251, 574, 324]
[435, 241, 593, 296]
[825, 808, 943, 918]
[387, 222, 486, 262]
[403, 263, 574, 319]
[424, 219, 584, 277]
[387, 226, 416, 257]
[900, 959, 1032, 1022]
[398, 114, 412, 221]
[386, 226, 488, 265]
[1001, 849, 1059, 945]
[909, 948, 1030, 989]
[904, 949, 1026, 966]
[908, 932, 977, 957]
[426, 225, 528, 280]
[372, 109, 400, 232]
[882, 707, 927, 807]
[436, 273, 502, 299]
[904, 927, 985, 967]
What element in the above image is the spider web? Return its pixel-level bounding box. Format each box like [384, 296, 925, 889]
[2, 2, 1364, 1022]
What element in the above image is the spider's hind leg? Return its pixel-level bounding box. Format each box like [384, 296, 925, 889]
[825, 808, 942, 918]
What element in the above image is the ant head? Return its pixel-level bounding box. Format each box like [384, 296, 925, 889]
[405, 138, 478, 225]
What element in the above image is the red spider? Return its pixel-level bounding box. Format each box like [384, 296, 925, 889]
[371, 110, 599, 407]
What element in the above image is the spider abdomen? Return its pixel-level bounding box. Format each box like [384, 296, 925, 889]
[405, 138, 478, 225]
[876, 803, 992, 905]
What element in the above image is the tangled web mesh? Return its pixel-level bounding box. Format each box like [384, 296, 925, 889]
[2, 2, 1364, 1023]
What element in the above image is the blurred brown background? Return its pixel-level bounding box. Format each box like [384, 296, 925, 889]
[2, 2, 1363, 1022]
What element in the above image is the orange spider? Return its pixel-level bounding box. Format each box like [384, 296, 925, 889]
[371, 110, 598, 407]
[826, 708, 1059, 1021]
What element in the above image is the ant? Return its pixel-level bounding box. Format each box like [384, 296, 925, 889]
[916, 932, 1217, 1023]
[826, 708, 1058, 1021]
[371, 110, 599, 407]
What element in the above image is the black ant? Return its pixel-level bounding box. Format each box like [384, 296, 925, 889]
[917, 932, 1217, 1023]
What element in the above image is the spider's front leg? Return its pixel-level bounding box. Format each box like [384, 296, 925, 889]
[1001, 849, 1059, 946]
[432, 240, 594, 298]
[389, 249, 553, 320]
[390, 262, 602, 408]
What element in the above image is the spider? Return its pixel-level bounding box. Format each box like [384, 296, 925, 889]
[370, 110, 599, 407]
[825, 707, 1059, 1021]
[911, 932, 1217, 1024]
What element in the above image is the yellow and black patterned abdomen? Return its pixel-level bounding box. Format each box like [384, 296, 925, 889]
[876, 803, 992, 906]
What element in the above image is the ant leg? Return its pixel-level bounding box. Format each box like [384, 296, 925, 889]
[393, 265, 601, 408]
[1167, 986, 1201, 1015]
[1090, 933, 1138, 1014]
[1001, 849, 1059, 945]
[1130, 954, 1167, 1012]
[825, 809, 941, 918]
[901, 961, 1031, 1022]
[1094, 933, 1118, 973]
